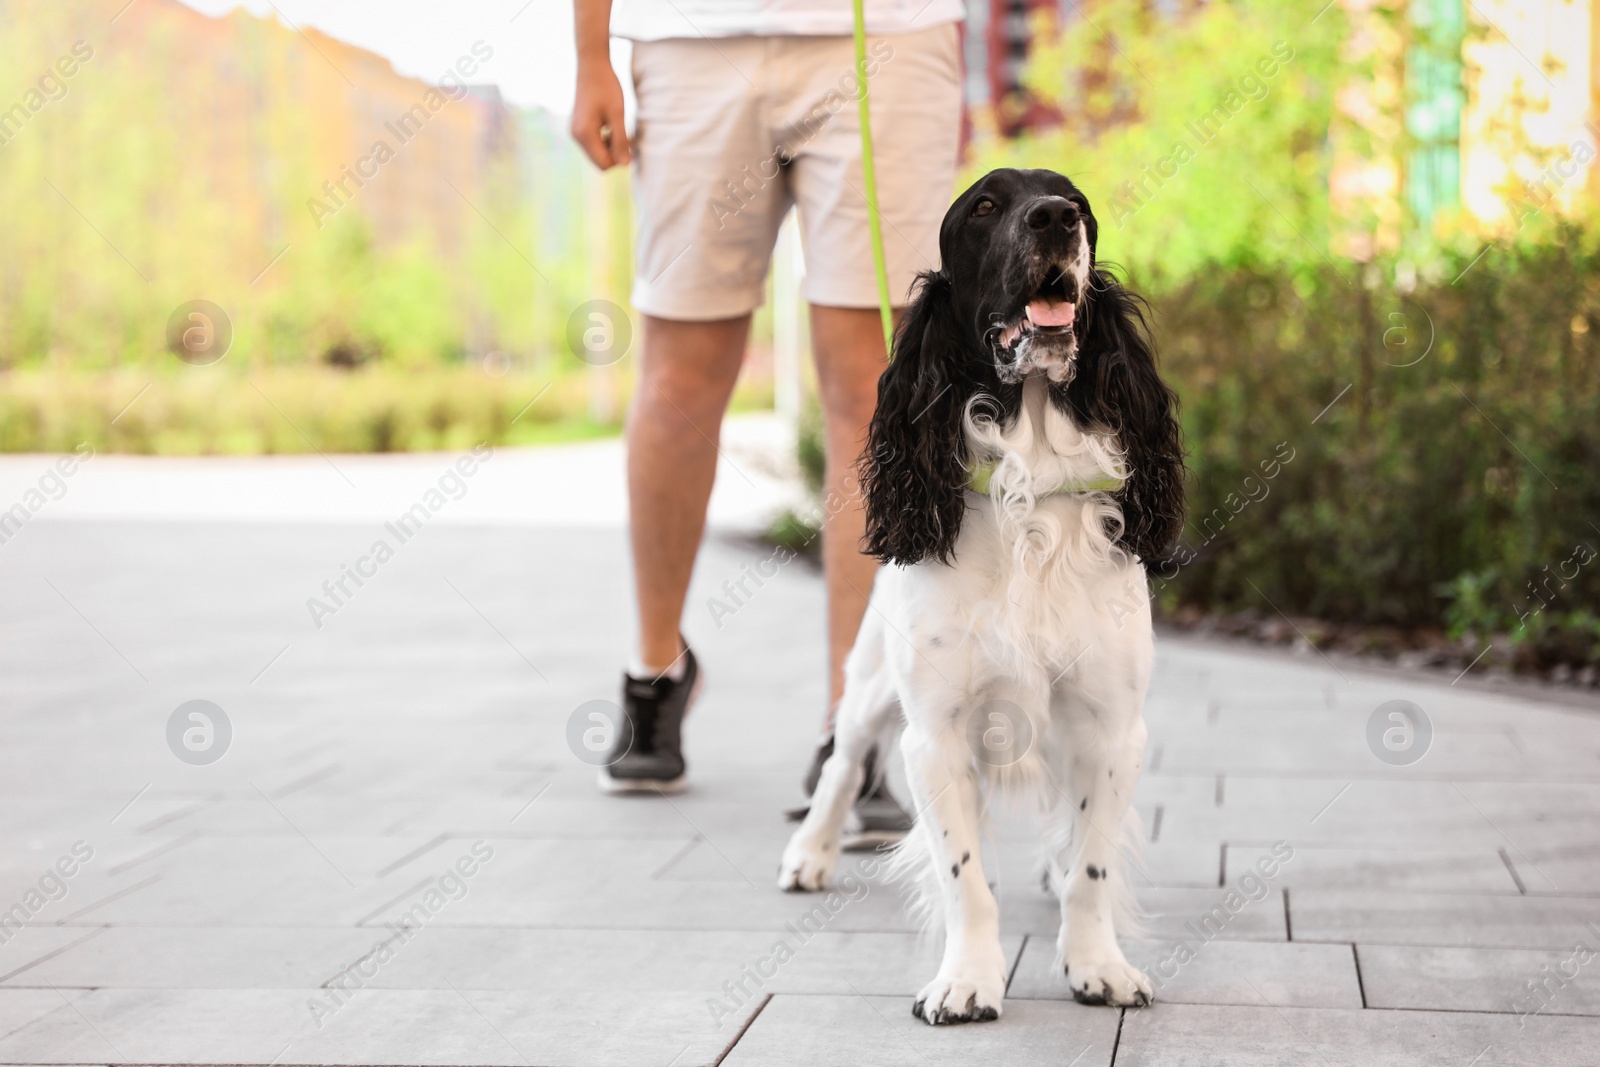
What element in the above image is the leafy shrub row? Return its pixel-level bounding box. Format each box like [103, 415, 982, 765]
[1152, 234, 1600, 669]
[0, 368, 617, 455]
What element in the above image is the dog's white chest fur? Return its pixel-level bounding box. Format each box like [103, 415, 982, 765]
[893, 375, 1146, 683]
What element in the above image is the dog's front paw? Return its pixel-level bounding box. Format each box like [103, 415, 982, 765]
[911, 967, 1005, 1025]
[1062, 955, 1153, 1007]
[777, 833, 836, 892]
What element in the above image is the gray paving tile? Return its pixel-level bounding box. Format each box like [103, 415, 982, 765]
[1454, 782, 1600, 847]
[0, 986, 749, 1066]
[514, 788, 814, 844]
[1171, 777, 1600, 854]
[1499, 840, 1600, 896]
[1137, 837, 1230, 888]
[97, 777, 817, 847]
[1359, 942, 1600, 1016]
[0, 989, 91, 1044]
[1111, 1001, 1599, 1066]
[1227, 845, 1519, 893]
[425, 838, 921, 933]
[1132, 774, 1221, 809]
[1291, 889, 1599, 949]
[371, 927, 1024, 997]
[0, 926, 108, 983]
[0, 987, 307, 1065]
[1158, 777, 1502, 848]
[1009, 936, 1361, 1008]
[1159, 716, 1600, 778]
[652, 832, 820, 884]
[311, 988, 748, 1067]
[36, 836, 431, 928]
[1003, 887, 1288, 942]
[1, 927, 385, 989]
[2, 922, 1016, 1001]
[721, 993, 1120, 1067]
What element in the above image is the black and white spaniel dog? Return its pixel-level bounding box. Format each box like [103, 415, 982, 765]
[780, 168, 1184, 1023]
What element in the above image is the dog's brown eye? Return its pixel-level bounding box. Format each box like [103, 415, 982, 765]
[972, 197, 995, 218]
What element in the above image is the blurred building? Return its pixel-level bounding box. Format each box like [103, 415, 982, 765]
[1456, 1, 1593, 227]
[188, 0, 508, 257]
[967, 0, 1064, 138]
[1, 0, 518, 262]
[963, 0, 1200, 139]
[1330, 0, 1599, 253]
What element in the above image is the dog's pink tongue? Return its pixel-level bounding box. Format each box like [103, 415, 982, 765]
[1026, 300, 1075, 328]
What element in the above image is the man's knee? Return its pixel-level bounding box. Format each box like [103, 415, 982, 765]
[636, 317, 748, 414]
[818, 389, 878, 447]
[637, 356, 740, 420]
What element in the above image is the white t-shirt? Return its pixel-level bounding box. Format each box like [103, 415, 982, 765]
[610, 0, 965, 41]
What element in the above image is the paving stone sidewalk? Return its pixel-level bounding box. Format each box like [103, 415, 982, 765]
[2, 444, 1598, 1065]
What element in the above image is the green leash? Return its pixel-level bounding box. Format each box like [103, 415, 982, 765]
[852, 0, 895, 354]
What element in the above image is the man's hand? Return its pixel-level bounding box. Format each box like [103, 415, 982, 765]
[571, 1, 630, 169]
[570, 61, 632, 170]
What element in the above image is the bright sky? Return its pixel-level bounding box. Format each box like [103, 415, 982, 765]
[175, 0, 591, 113]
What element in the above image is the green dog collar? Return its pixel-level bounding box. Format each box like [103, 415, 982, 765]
[967, 461, 1122, 496]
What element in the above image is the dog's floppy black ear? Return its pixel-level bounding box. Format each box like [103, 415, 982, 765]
[1068, 267, 1186, 562]
[861, 271, 972, 566]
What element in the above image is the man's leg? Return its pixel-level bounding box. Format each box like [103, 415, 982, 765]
[805, 304, 912, 843]
[809, 304, 891, 714]
[628, 313, 752, 671]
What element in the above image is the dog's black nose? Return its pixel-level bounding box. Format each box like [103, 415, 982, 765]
[1024, 196, 1078, 231]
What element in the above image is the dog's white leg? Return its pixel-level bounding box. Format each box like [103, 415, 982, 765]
[900, 701, 1007, 1025]
[1053, 636, 1154, 1007]
[779, 610, 895, 891]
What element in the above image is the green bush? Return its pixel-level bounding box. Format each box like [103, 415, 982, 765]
[992, 0, 1345, 285]
[1149, 233, 1600, 668]
[0, 368, 620, 454]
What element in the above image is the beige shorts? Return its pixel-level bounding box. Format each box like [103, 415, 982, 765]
[628, 23, 963, 320]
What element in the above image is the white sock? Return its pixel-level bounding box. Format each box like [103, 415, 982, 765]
[630, 652, 686, 682]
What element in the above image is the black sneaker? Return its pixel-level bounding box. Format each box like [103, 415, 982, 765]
[789, 734, 913, 850]
[598, 645, 700, 795]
